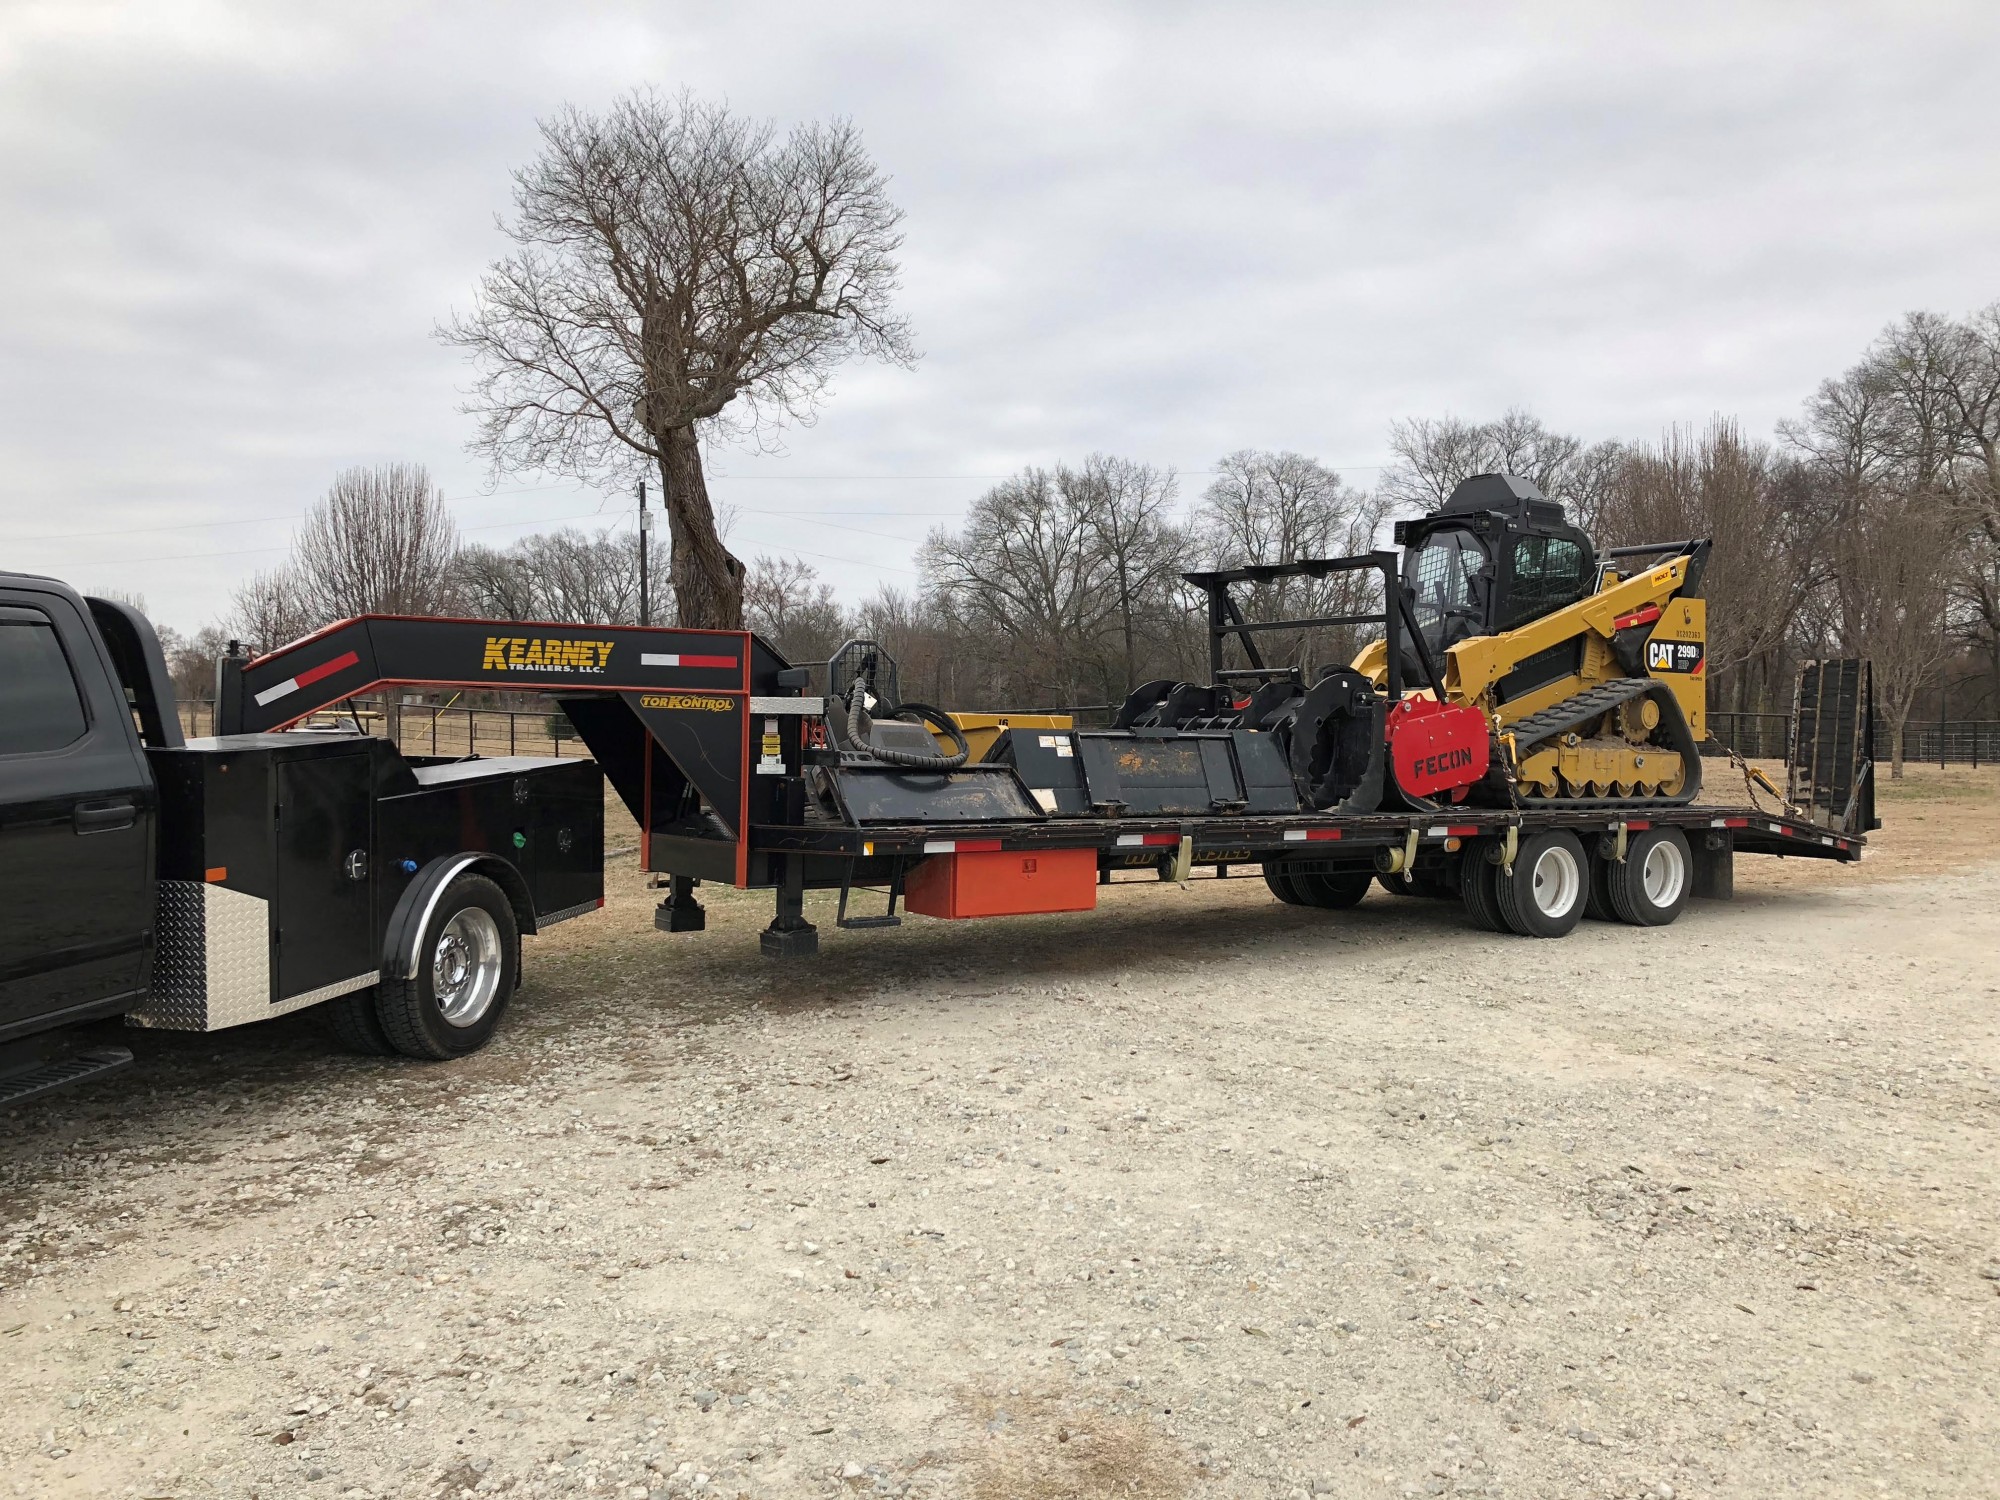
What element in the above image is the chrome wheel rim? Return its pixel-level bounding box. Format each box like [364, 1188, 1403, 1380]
[1641, 840, 1686, 908]
[1530, 845, 1582, 917]
[432, 907, 504, 1027]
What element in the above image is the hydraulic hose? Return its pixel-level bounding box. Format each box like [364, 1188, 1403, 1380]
[846, 678, 970, 771]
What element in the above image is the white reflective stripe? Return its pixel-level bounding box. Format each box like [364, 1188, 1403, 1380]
[922, 840, 956, 853]
[252, 677, 301, 707]
[1426, 826, 1449, 837]
[1116, 834, 1146, 846]
[639, 652, 681, 666]
[1710, 818, 1728, 827]
[1282, 829, 1308, 841]
[748, 696, 825, 714]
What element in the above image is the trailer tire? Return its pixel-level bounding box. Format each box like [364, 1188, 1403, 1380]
[1606, 826, 1691, 927]
[326, 986, 395, 1056]
[1262, 860, 1308, 905]
[1494, 830, 1587, 939]
[1295, 869, 1374, 908]
[374, 874, 520, 1060]
[1584, 854, 1618, 922]
[1381, 867, 1453, 899]
[1460, 846, 1507, 933]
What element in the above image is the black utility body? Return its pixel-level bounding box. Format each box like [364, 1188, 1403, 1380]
[0, 571, 604, 1106]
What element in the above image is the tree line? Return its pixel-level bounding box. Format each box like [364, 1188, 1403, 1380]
[167, 299, 1996, 777]
[755, 302, 2000, 775]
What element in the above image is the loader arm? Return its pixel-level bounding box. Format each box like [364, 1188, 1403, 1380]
[1445, 553, 1706, 736]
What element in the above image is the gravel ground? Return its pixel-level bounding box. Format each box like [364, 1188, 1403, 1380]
[3, 777, 1998, 1500]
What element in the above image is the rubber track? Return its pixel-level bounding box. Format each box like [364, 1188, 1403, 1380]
[1502, 676, 1704, 807]
[1506, 678, 1658, 752]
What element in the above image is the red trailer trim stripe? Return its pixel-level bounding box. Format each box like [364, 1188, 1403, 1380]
[251, 649, 360, 707]
[1283, 828, 1343, 842]
[639, 652, 740, 669]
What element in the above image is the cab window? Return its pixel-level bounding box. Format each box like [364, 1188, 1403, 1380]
[1503, 536, 1588, 628]
[0, 606, 88, 753]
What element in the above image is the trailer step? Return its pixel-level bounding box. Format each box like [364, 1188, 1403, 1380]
[0, 1046, 134, 1107]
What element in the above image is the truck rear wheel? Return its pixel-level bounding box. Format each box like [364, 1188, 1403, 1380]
[1494, 830, 1587, 938]
[326, 986, 395, 1056]
[1606, 826, 1691, 927]
[375, 874, 519, 1060]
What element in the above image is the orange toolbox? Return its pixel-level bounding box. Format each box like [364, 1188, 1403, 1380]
[904, 846, 1099, 919]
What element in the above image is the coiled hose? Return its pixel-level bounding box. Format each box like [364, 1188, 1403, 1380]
[845, 678, 970, 771]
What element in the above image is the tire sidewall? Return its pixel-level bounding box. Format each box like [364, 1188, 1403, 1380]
[1610, 827, 1692, 926]
[1300, 868, 1373, 908]
[1262, 860, 1307, 905]
[1460, 845, 1508, 933]
[1495, 830, 1587, 938]
[397, 875, 520, 1059]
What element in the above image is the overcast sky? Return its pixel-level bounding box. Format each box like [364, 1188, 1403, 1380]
[2, 1, 1995, 630]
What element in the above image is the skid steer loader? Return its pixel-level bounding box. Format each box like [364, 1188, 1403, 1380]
[1349, 472, 1711, 806]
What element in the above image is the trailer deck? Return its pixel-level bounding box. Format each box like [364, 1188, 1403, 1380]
[215, 613, 1875, 957]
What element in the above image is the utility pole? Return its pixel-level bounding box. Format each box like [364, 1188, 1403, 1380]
[638, 479, 650, 627]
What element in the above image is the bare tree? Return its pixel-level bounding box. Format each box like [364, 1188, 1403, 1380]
[457, 528, 644, 626]
[1811, 484, 1960, 776]
[920, 467, 1120, 708]
[442, 89, 916, 630]
[744, 557, 846, 667]
[228, 567, 318, 656]
[920, 458, 1193, 708]
[1194, 451, 1384, 672]
[1784, 306, 2000, 709]
[1599, 420, 1821, 716]
[291, 463, 461, 622]
[1380, 410, 1626, 535]
[1066, 455, 1185, 689]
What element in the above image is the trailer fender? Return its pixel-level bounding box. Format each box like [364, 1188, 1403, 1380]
[384, 854, 537, 982]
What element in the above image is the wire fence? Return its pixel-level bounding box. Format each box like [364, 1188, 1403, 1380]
[1708, 711, 2000, 766]
[175, 695, 2000, 769]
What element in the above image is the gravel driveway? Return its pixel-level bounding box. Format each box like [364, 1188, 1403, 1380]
[3, 837, 1996, 1500]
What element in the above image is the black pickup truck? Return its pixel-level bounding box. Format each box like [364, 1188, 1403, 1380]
[0, 572, 605, 1106]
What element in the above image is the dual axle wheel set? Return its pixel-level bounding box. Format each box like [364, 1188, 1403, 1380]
[1264, 824, 1693, 939]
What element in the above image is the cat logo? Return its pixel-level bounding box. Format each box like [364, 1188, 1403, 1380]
[1646, 639, 1705, 675]
[481, 636, 615, 673]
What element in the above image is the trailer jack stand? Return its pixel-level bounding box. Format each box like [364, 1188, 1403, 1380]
[761, 857, 819, 959]
[654, 875, 706, 933]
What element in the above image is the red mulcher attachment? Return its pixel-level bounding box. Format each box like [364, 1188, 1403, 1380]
[1385, 697, 1490, 802]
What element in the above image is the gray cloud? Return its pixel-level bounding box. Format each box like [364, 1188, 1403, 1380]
[1, 0, 1994, 627]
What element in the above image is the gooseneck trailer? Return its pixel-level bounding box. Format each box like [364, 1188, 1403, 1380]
[1, 476, 1877, 1103]
[210, 578, 1875, 960]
